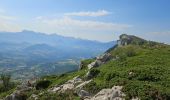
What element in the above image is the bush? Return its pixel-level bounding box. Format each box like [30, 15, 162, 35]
[1, 74, 11, 90]
[123, 81, 170, 100]
[89, 69, 100, 77]
[83, 81, 102, 94]
[135, 66, 164, 82]
[15, 92, 27, 100]
[104, 72, 116, 81]
[118, 53, 127, 61]
[0, 74, 15, 92]
[126, 50, 136, 57]
[86, 68, 100, 80]
[35, 80, 51, 90]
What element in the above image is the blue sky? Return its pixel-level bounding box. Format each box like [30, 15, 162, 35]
[0, 0, 170, 43]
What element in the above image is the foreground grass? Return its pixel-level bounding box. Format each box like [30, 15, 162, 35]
[2, 41, 170, 100]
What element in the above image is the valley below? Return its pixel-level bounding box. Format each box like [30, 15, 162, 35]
[0, 59, 79, 81]
[1, 34, 170, 100]
[0, 30, 115, 81]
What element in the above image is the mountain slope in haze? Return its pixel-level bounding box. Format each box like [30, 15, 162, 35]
[0, 30, 115, 61]
[0, 30, 115, 80]
[0, 30, 114, 47]
[8, 34, 169, 100]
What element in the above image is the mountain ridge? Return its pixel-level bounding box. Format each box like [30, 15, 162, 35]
[0, 30, 116, 81]
[0, 30, 114, 44]
[1, 34, 170, 100]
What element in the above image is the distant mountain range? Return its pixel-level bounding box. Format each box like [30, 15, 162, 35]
[0, 30, 115, 62]
[0, 30, 116, 80]
[2, 34, 170, 100]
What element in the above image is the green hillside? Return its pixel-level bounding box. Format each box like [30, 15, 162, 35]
[1, 34, 170, 100]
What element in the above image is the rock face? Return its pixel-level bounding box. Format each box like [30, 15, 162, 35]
[5, 81, 34, 100]
[47, 76, 92, 99]
[117, 34, 146, 46]
[75, 80, 92, 89]
[29, 94, 38, 100]
[5, 91, 27, 100]
[77, 90, 90, 98]
[79, 62, 84, 70]
[85, 71, 92, 79]
[49, 76, 83, 93]
[88, 53, 112, 69]
[117, 34, 130, 46]
[61, 83, 75, 92]
[89, 86, 126, 100]
[48, 76, 92, 94]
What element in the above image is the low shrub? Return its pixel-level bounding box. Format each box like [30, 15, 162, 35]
[35, 80, 51, 90]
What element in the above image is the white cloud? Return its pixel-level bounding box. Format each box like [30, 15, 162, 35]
[0, 14, 22, 32]
[0, 10, 131, 42]
[65, 10, 110, 17]
[34, 16, 131, 32]
[25, 16, 132, 41]
[0, 15, 16, 20]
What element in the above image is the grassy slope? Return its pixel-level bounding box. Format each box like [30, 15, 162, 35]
[1, 36, 170, 100]
[84, 44, 170, 99]
[37, 42, 170, 100]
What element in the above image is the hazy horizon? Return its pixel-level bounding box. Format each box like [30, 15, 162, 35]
[0, 0, 170, 43]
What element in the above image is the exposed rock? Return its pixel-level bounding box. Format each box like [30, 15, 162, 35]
[61, 83, 74, 92]
[48, 76, 83, 93]
[5, 91, 27, 100]
[67, 76, 82, 84]
[4, 78, 38, 100]
[5, 81, 33, 100]
[29, 94, 38, 100]
[17, 81, 33, 91]
[85, 71, 92, 79]
[95, 60, 102, 67]
[88, 62, 96, 69]
[77, 90, 90, 98]
[76, 80, 92, 89]
[117, 34, 146, 46]
[50, 86, 61, 93]
[79, 62, 84, 70]
[117, 34, 131, 46]
[96, 53, 112, 62]
[88, 53, 112, 69]
[131, 97, 140, 100]
[49, 82, 74, 93]
[128, 71, 135, 76]
[89, 86, 126, 100]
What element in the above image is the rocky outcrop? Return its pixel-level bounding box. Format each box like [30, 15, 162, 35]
[47, 76, 92, 99]
[5, 81, 34, 100]
[85, 71, 92, 79]
[117, 34, 130, 46]
[75, 80, 92, 89]
[79, 62, 84, 70]
[48, 76, 92, 94]
[117, 34, 146, 46]
[88, 53, 112, 69]
[89, 86, 126, 100]
[48, 76, 83, 93]
[28, 94, 38, 100]
[77, 90, 90, 98]
[67, 76, 82, 84]
[5, 90, 28, 100]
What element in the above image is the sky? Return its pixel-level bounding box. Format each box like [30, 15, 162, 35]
[0, 0, 170, 43]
